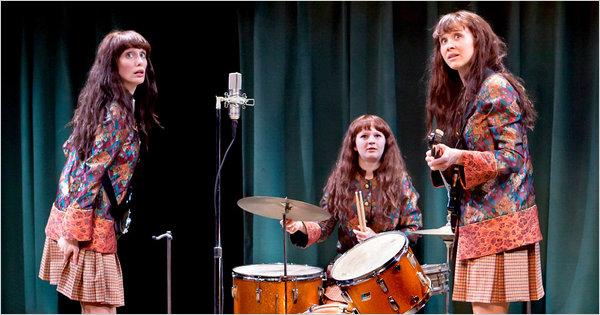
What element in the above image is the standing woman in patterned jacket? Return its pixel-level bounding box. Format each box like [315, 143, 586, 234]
[38, 30, 159, 313]
[282, 114, 422, 303]
[424, 10, 544, 314]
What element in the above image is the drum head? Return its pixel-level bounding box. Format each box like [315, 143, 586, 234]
[233, 263, 323, 279]
[331, 231, 407, 281]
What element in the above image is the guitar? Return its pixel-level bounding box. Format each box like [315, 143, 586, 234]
[428, 129, 462, 233]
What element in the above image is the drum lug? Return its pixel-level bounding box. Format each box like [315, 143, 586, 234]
[292, 277, 299, 303]
[255, 278, 262, 304]
[417, 271, 428, 287]
[411, 295, 419, 304]
[395, 264, 401, 272]
[388, 296, 399, 312]
[341, 290, 354, 304]
[231, 285, 237, 299]
[407, 252, 417, 269]
[255, 288, 262, 303]
[376, 277, 388, 293]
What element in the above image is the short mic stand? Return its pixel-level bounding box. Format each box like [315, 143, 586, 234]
[214, 85, 254, 314]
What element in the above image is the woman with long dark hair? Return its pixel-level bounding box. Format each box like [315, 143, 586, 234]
[283, 114, 422, 303]
[38, 30, 160, 313]
[424, 10, 544, 314]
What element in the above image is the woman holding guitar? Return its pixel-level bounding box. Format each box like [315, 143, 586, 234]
[424, 10, 544, 314]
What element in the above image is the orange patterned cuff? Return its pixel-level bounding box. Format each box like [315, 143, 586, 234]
[304, 221, 323, 248]
[62, 205, 94, 241]
[45, 203, 118, 253]
[80, 217, 117, 253]
[456, 205, 543, 260]
[461, 150, 497, 189]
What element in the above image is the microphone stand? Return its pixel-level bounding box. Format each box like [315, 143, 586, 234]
[214, 76, 254, 314]
[153, 231, 173, 314]
[214, 98, 224, 314]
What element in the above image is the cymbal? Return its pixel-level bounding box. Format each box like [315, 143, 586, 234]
[237, 196, 331, 222]
[411, 224, 454, 241]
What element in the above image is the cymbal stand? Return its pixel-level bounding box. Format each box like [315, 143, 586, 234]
[281, 198, 291, 314]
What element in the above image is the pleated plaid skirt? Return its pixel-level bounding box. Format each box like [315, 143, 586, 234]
[452, 242, 544, 303]
[38, 237, 125, 306]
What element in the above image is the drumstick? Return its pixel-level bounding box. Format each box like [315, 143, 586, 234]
[355, 191, 364, 231]
[358, 191, 366, 232]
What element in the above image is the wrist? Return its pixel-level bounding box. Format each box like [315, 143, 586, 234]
[453, 149, 465, 165]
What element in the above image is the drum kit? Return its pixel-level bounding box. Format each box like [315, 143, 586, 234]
[234, 196, 454, 314]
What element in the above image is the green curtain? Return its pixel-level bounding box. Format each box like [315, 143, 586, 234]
[238, 2, 598, 314]
[2, 10, 75, 313]
[1, 6, 121, 313]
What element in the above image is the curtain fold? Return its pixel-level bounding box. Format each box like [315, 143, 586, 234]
[239, 2, 598, 314]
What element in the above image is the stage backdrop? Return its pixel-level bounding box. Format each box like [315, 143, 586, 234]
[238, 2, 598, 314]
[2, 1, 598, 314]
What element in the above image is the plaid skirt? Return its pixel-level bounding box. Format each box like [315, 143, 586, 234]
[38, 237, 125, 306]
[452, 242, 544, 303]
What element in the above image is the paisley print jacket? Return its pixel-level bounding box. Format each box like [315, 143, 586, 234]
[44, 102, 140, 253]
[291, 171, 422, 257]
[431, 74, 542, 260]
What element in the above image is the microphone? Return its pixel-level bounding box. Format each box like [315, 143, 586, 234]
[216, 72, 254, 121]
[227, 73, 242, 120]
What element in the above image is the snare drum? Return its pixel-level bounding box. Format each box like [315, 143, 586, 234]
[421, 263, 449, 296]
[232, 263, 325, 314]
[331, 232, 431, 314]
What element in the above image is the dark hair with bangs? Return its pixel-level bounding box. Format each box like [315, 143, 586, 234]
[425, 10, 536, 144]
[70, 30, 159, 159]
[324, 115, 409, 218]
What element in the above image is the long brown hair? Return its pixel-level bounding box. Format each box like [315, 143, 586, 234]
[324, 115, 408, 218]
[426, 10, 536, 143]
[70, 30, 159, 159]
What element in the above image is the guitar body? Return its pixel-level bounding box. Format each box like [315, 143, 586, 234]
[428, 129, 462, 232]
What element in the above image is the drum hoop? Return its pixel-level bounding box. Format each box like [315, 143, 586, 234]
[332, 231, 409, 285]
[232, 263, 325, 282]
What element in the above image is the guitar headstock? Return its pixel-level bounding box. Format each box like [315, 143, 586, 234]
[428, 129, 444, 158]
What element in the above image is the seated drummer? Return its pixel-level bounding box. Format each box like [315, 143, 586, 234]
[282, 114, 423, 304]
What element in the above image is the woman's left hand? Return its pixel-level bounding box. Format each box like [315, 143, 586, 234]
[353, 227, 376, 243]
[425, 143, 463, 171]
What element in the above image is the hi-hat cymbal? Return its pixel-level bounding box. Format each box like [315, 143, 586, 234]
[411, 224, 454, 241]
[237, 196, 331, 221]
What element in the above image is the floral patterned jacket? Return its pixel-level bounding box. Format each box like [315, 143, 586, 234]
[291, 171, 422, 257]
[431, 74, 543, 261]
[44, 102, 140, 253]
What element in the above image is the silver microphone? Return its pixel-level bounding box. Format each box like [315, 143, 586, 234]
[226, 72, 255, 121]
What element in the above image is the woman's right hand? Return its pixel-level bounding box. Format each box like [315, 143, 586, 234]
[280, 219, 307, 234]
[57, 237, 79, 264]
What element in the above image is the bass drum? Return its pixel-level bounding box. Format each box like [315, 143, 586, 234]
[232, 263, 325, 314]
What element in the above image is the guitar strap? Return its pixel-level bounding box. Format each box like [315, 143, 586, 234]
[101, 170, 126, 221]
